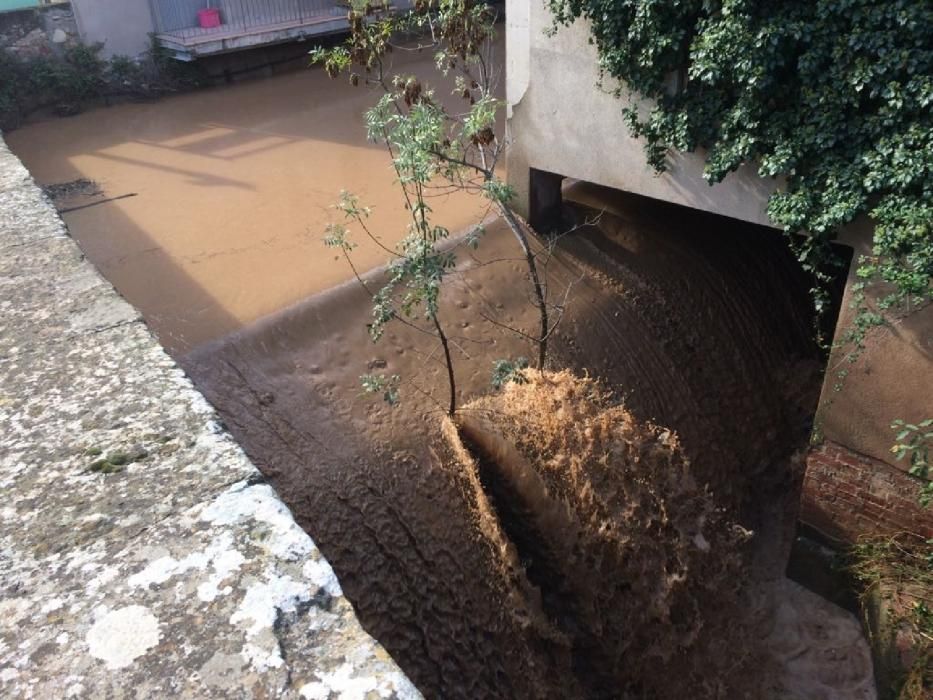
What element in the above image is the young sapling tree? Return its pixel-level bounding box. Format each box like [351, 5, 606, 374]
[315, 0, 567, 407]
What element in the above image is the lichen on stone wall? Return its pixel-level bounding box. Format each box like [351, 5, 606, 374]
[0, 135, 420, 699]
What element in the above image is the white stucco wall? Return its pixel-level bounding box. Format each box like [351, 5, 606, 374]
[505, 0, 776, 227]
[71, 0, 154, 58]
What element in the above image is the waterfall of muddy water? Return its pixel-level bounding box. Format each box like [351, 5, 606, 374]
[182, 182, 875, 697]
[451, 372, 756, 697]
[5, 36, 503, 355]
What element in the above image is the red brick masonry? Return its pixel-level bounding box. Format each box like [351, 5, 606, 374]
[802, 440, 933, 543]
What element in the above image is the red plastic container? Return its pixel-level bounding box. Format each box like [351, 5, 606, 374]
[197, 7, 221, 28]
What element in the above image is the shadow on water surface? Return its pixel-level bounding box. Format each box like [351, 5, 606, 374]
[179, 181, 855, 697]
[6, 36, 503, 354]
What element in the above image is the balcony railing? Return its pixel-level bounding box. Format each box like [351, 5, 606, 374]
[150, 0, 349, 56]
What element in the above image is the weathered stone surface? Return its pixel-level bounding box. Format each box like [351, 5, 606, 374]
[0, 180, 67, 245]
[0, 147, 32, 193]
[7, 28, 49, 58]
[0, 135, 421, 698]
[0, 235, 138, 356]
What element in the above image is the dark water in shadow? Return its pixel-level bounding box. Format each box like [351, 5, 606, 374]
[181, 183, 842, 697]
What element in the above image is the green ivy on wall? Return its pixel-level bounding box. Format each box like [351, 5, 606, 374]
[547, 0, 932, 343]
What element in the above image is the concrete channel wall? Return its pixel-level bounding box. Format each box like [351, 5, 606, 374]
[0, 136, 420, 698]
[504, 0, 777, 229]
[505, 0, 933, 543]
[70, 0, 155, 58]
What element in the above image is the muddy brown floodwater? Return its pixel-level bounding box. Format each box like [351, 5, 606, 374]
[182, 183, 875, 697]
[7, 42, 500, 354]
[9, 43, 874, 696]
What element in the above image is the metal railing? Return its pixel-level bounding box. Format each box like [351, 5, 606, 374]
[150, 0, 345, 36]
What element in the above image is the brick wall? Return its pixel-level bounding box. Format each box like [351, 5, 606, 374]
[801, 440, 933, 543]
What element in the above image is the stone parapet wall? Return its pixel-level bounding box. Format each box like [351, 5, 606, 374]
[0, 135, 420, 698]
[802, 440, 933, 543]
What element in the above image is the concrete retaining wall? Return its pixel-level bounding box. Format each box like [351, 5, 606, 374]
[504, 0, 777, 229]
[0, 135, 419, 698]
[70, 0, 154, 58]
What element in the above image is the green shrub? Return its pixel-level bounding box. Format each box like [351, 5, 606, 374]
[61, 43, 108, 102]
[891, 418, 933, 507]
[143, 33, 207, 90]
[0, 51, 30, 128]
[106, 54, 143, 88]
[0, 37, 207, 129]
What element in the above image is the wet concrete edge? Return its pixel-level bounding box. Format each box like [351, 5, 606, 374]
[0, 134, 421, 699]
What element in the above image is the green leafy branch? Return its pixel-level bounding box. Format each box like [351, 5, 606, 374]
[547, 0, 932, 371]
[315, 0, 575, 414]
[892, 419, 933, 507]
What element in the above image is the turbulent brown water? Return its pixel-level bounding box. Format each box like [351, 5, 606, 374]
[179, 183, 873, 697]
[451, 372, 756, 698]
[4, 29, 876, 693]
